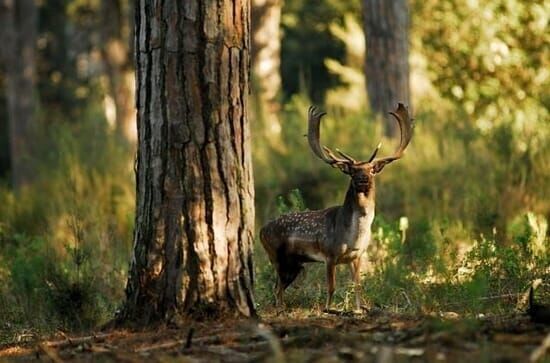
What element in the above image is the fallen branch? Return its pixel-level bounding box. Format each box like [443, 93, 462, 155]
[44, 333, 114, 349]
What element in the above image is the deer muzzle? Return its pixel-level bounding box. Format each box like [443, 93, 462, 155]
[353, 176, 371, 193]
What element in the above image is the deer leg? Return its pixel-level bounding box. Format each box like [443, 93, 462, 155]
[274, 266, 284, 307]
[350, 258, 362, 311]
[275, 279, 284, 307]
[325, 261, 336, 310]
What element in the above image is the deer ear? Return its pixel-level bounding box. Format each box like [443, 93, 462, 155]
[371, 160, 390, 174]
[336, 163, 352, 174]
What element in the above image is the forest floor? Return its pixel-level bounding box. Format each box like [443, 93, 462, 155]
[1, 309, 549, 363]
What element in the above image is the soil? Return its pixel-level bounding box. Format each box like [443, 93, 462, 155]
[1, 310, 549, 362]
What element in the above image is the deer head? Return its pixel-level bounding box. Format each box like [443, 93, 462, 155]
[307, 103, 414, 193]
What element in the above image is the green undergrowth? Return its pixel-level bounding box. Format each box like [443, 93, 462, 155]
[0, 115, 134, 344]
[254, 189, 550, 316]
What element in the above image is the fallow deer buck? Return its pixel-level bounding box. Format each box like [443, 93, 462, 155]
[260, 103, 414, 311]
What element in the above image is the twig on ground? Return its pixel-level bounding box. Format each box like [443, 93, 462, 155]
[44, 333, 113, 349]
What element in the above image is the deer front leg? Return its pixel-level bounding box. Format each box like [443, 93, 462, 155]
[325, 260, 336, 311]
[350, 258, 362, 312]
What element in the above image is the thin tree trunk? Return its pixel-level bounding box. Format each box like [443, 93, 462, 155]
[251, 0, 281, 113]
[100, 0, 136, 143]
[121, 0, 255, 324]
[362, 0, 409, 137]
[250, 0, 283, 149]
[0, 0, 37, 188]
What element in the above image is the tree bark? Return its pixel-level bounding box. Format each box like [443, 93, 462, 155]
[0, 0, 37, 188]
[121, 0, 256, 323]
[100, 0, 137, 143]
[362, 0, 409, 136]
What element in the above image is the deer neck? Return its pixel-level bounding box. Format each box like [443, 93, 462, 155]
[340, 180, 375, 219]
[329, 180, 375, 259]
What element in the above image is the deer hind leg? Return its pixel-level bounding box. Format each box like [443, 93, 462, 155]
[279, 260, 303, 288]
[325, 260, 336, 311]
[275, 255, 304, 308]
[350, 258, 362, 312]
[274, 274, 284, 307]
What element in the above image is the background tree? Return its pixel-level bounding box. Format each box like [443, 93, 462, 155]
[38, 0, 104, 122]
[121, 0, 256, 323]
[0, 0, 38, 188]
[280, 0, 359, 103]
[252, 0, 282, 114]
[362, 0, 410, 136]
[251, 0, 283, 148]
[100, 0, 136, 143]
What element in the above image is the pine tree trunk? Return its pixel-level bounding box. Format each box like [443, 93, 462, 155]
[0, 0, 37, 188]
[250, 0, 283, 149]
[362, 0, 409, 137]
[100, 0, 137, 143]
[251, 0, 281, 113]
[121, 0, 256, 324]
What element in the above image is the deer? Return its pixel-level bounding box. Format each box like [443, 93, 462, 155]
[259, 103, 414, 312]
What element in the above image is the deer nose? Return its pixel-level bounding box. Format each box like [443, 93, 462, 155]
[354, 177, 370, 189]
[355, 175, 369, 183]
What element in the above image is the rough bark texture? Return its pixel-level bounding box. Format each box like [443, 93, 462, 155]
[362, 0, 409, 136]
[101, 0, 137, 143]
[122, 0, 256, 323]
[0, 0, 37, 188]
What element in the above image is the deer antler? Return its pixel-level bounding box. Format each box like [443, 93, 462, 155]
[370, 103, 414, 170]
[307, 106, 350, 167]
[367, 142, 382, 163]
[308, 103, 413, 171]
